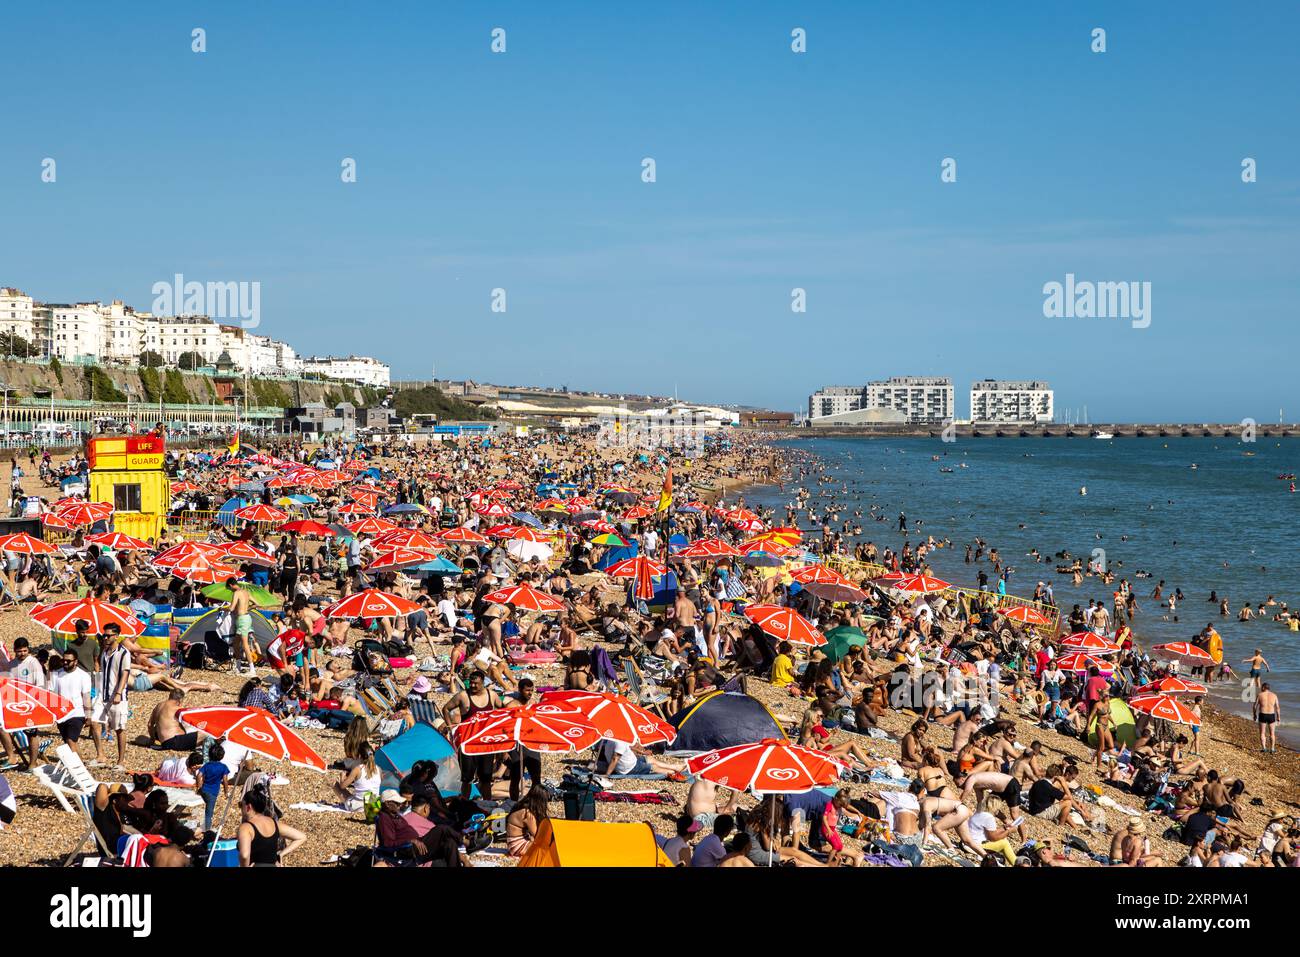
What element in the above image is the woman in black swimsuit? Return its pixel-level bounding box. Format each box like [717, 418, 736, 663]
[237, 790, 305, 867]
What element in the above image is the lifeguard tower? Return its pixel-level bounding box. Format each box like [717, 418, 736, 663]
[86, 435, 170, 541]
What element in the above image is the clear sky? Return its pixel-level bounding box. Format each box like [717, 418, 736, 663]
[2, 2, 1296, 420]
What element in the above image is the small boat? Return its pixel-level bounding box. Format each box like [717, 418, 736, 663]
[1190, 464, 1198, 470]
[939, 467, 954, 473]
[1093, 431, 1114, 440]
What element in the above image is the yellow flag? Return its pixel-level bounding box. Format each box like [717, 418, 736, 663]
[227, 431, 240, 457]
[656, 465, 673, 513]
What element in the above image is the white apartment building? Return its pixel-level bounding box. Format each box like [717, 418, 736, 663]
[101, 300, 147, 362]
[219, 326, 281, 375]
[301, 355, 391, 387]
[808, 386, 865, 420]
[50, 303, 108, 362]
[864, 376, 954, 424]
[0, 288, 36, 347]
[273, 340, 301, 375]
[970, 379, 1054, 423]
[145, 315, 225, 366]
[6, 283, 391, 386]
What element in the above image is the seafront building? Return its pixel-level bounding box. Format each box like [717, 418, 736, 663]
[864, 376, 953, 424]
[806, 377, 953, 426]
[969, 379, 1054, 423]
[808, 385, 865, 419]
[0, 285, 388, 388]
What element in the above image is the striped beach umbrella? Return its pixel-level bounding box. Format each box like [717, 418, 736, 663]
[1127, 694, 1199, 725]
[1132, 676, 1207, 696]
[1059, 631, 1122, 655]
[1150, 642, 1216, 666]
[30, 598, 146, 636]
[453, 707, 601, 755]
[483, 583, 565, 613]
[233, 504, 289, 524]
[0, 677, 74, 731]
[675, 538, 742, 559]
[996, 605, 1054, 626]
[687, 739, 842, 794]
[535, 690, 677, 746]
[0, 532, 61, 556]
[742, 604, 826, 646]
[85, 532, 153, 552]
[323, 589, 420, 619]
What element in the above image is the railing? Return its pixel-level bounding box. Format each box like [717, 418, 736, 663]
[166, 510, 224, 539]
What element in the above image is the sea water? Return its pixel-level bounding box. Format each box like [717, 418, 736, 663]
[745, 436, 1298, 740]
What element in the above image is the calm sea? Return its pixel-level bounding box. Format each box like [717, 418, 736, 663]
[745, 436, 1299, 737]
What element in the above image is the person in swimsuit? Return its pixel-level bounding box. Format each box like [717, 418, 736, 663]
[441, 671, 502, 799]
[918, 748, 957, 799]
[237, 789, 304, 867]
[1255, 683, 1281, 753]
[227, 578, 255, 676]
[505, 786, 548, 857]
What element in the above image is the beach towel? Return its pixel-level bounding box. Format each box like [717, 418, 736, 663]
[591, 647, 618, 685]
[289, 801, 356, 814]
[594, 790, 673, 804]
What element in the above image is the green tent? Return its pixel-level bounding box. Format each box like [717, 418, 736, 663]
[822, 625, 868, 663]
[1087, 697, 1137, 747]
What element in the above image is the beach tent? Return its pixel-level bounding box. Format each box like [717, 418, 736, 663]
[375, 724, 462, 796]
[668, 690, 787, 753]
[595, 542, 638, 571]
[518, 819, 672, 868]
[1087, 697, 1138, 747]
[216, 496, 244, 528]
[179, 607, 277, 652]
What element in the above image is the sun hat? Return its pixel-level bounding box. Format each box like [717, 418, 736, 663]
[411, 676, 432, 694]
[1126, 816, 1145, 834]
[380, 788, 403, 803]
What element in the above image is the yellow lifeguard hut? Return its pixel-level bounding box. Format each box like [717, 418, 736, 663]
[86, 435, 170, 541]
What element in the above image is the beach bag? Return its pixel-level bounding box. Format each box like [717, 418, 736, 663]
[362, 791, 382, 824]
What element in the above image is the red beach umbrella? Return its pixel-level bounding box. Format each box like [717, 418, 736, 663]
[84, 532, 153, 552]
[1127, 694, 1200, 726]
[280, 519, 336, 537]
[176, 706, 325, 771]
[345, 517, 398, 536]
[483, 583, 565, 613]
[1132, 676, 1207, 696]
[323, 589, 420, 619]
[453, 707, 601, 755]
[0, 532, 61, 556]
[56, 501, 114, 526]
[686, 738, 841, 794]
[1150, 642, 1216, 666]
[675, 538, 742, 559]
[438, 527, 490, 546]
[535, 690, 677, 746]
[0, 677, 74, 731]
[742, 604, 826, 646]
[233, 504, 288, 524]
[996, 605, 1054, 626]
[1059, 631, 1122, 655]
[30, 598, 146, 636]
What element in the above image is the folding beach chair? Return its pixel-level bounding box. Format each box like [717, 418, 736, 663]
[408, 698, 442, 729]
[33, 744, 102, 814]
[63, 792, 121, 866]
[622, 659, 669, 717]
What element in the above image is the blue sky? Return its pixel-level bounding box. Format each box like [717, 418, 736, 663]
[2, 1, 1297, 420]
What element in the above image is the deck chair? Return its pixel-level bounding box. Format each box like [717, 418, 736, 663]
[33, 744, 102, 814]
[408, 698, 442, 729]
[622, 659, 669, 717]
[63, 791, 121, 866]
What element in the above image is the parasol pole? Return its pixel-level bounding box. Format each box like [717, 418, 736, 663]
[205, 747, 247, 866]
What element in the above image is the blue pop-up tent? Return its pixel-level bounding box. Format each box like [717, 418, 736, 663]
[375, 723, 463, 797]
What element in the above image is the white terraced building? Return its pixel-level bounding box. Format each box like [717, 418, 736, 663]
[0, 283, 387, 388]
[970, 379, 1054, 423]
